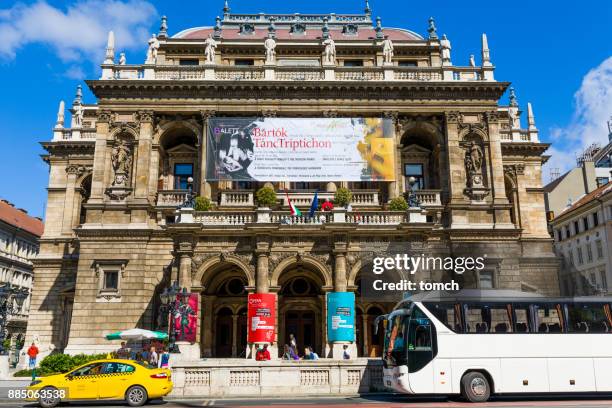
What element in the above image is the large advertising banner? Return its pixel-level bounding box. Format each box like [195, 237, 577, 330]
[248, 293, 277, 343]
[173, 293, 198, 343]
[327, 292, 355, 342]
[206, 117, 395, 182]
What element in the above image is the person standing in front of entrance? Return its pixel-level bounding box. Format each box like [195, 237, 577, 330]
[289, 333, 298, 356]
[27, 342, 39, 381]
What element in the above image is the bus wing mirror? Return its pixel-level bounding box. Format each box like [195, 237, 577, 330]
[373, 314, 388, 335]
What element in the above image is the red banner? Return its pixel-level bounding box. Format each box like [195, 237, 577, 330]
[248, 293, 276, 343]
[173, 293, 198, 343]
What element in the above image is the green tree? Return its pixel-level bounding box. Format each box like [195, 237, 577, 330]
[333, 187, 353, 208]
[194, 196, 213, 211]
[255, 186, 277, 207]
[388, 196, 409, 211]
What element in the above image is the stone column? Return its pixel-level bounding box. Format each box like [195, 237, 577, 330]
[134, 111, 154, 199]
[485, 111, 509, 205]
[256, 252, 269, 293]
[202, 296, 215, 357]
[362, 314, 369, 357]
[333, 252, 348, 292]
[445, 112, 464, 202]
[231, 314, 238, 357]
[89, 110, 112, 202]
[200, 111, 215, 198]
[388, 112, 402, 200]
[62, 166, 79, 235]
[179, 253, 192, 291]
[148, 145, 160, 202]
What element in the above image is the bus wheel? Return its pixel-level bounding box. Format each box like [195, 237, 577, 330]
[461, 372, 491, 403]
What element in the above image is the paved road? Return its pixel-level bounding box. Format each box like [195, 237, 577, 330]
[5, 395, 612, 408]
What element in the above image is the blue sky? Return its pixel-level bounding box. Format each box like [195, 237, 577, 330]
[0, 0, 611, 218]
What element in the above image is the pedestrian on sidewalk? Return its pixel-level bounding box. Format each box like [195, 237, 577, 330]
[149, 346, 159, 367]
[27, 342, 39, 380]
[342, 344, 351, 360]
[158, 347, 170, 368]
[117, 341, 129, 359]
[255, 344, 271, 361]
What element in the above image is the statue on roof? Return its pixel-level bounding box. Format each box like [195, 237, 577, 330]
[72, 104, 84, 128]
[440, 34, 451, 65]
[119, 52, 126, 65]
[322, 38, 336, 65]
[469, 54, 476, 67]
[264, 35, 277, 64]
[146, 34, 160, 64]
[382, 36, 394, 65]
[205, 34, 218, 64]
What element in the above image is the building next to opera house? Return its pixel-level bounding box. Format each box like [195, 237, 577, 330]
[25, 1, 561, 370]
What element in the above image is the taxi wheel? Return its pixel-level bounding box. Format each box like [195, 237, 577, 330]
[38, 386, 60, 408]
[125, 385, 148, 407]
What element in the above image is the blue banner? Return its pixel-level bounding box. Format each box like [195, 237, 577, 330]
[327, 292, 355, 342]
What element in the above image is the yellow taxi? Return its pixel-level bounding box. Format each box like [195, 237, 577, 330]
[27, 358, 172, 408]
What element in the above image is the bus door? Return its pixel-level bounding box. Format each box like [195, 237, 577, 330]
[406, 306, 437, 393]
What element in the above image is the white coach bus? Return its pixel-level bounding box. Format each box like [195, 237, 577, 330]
[380, 290, 612, 402]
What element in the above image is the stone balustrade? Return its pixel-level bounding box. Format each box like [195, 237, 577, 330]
[107, 64, 491, 83]
[270, 211, 332, 224]
[220, 191, 255, 207]
[170, 358, 385, 397]
[414, 189, 442, 207]
[346, 211, 406, 225]
[156, 190, 189, 207]
[194, 211, 254, 225]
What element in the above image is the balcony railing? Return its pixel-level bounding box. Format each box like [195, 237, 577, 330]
[194, 211, 254, 225]
[270, 211, 332, 224]
[157, 190, 189, 207]
[220, 190, 255, 207]
[414, 190, 442, 207]
[346, 211, 406, 225]
[106, 64, 493, 83]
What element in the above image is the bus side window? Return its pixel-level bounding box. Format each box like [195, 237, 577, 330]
[567, 303, 611, 333]
[423, 302, 462, 333]
[465, 303, 513, 333]
[533, 303, 563, 333]
[513, 304, 531, 333]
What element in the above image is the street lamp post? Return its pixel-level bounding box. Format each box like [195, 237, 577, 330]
[0, 283, 28, 355]
[181, 176, 195, 209]
[405, 176, 421, 208]
[159, 281, 191, 353]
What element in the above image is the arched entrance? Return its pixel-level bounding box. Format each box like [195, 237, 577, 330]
[198, 259, 251, 358]
[278, 268, 325, 358]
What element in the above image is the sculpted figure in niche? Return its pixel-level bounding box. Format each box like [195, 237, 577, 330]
[465, 141, 484, 187]
[111, 140, 132, 186]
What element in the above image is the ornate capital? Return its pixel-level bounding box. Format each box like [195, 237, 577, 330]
[503, 163, 525, 178]
[137, 110, 154, 123]
[97, 110, 114, 124]
[445, 111, 462, 125]
[485, 110, 501, 124]
[383, 111, 399, 123]
[201, 110, 216, 120]
[322, 110, 338, 118]
[65, 164, 87, 176]
[261, 109, 277, 118]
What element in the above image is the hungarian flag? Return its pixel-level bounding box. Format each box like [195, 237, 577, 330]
[285, 191, 302, 216]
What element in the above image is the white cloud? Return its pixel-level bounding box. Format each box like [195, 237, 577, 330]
[544, 57, 612, 182]
[0, 0, 157, 65]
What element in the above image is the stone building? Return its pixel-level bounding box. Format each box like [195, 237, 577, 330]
[25, 3, 559, 361]
[0, 199, 42, 350]
[550, 182, 612, 296]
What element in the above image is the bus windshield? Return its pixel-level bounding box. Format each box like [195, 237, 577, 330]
[382, 307, 411, 367]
